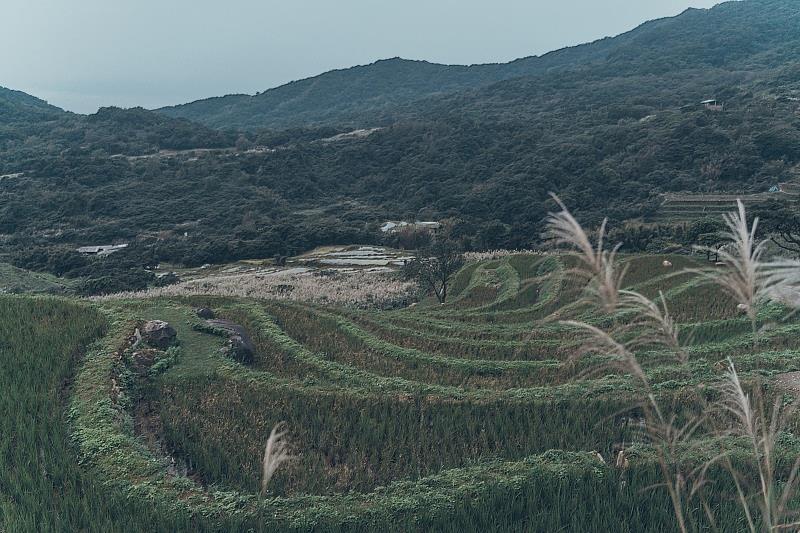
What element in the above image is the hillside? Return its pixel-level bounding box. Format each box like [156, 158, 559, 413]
[3, 0, 800, 293]
[0, 86, 64, 122]
[155, 45, 618, 130]
[156, 0, 798, 131]
[157, 58, 520, 130]
[4, 247, 800, 530]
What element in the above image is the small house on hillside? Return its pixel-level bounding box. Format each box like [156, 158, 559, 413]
[76, 243, 129, 256]
[380, 221, 441, 234]
[769, 185, 782, 193]
[701, 99, 724, 112]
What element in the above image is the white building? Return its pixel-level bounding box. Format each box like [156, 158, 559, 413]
[76, 243, 129, 256]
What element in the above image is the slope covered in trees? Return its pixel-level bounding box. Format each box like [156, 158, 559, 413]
[157, 0, 800, 131]
[3, 0, 800, 293]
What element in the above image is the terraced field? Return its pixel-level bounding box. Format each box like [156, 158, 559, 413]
[650, 193, 778, 224]
[4, 253, 800, 531]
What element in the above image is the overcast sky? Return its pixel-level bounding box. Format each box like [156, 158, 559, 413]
[1, 0, 722, 114]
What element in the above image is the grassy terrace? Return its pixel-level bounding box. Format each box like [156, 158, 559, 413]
[3, 252, 800, 530]
[649, 192, 793, 224]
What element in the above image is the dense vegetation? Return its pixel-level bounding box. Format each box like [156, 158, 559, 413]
[156, 58, 554, 130]
[2, 249, 795, 530]
[0, 298, 199, 530]
[3, 0, 800, 292]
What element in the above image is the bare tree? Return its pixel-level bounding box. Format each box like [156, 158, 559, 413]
[760, 203, 800, 259]
[406, 240, 464, 304]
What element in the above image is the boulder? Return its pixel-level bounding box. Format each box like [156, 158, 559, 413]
[226, 334, 255, 364]
[142, 320, 177, 350]
[207, 319, 255, 364]
[196, 307, 215, 319]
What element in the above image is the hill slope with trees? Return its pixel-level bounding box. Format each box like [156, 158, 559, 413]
[2, 0, 800, 293]
[156, 0, 799, 130]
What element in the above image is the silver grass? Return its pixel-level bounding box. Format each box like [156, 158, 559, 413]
[562, 320, 649, 386]
[92, 270, 416, 309]
[550, 197, 800, 532]
[762, 260, 800, 317]
[261, 422, 295, 496]
[618, 290, 686, 362]
[694, 200, 800, 339]
[546, 194, 627, 313]
[645, 393, 709, 533]
[717, 359, 800, 532]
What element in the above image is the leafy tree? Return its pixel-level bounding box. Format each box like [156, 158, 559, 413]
[696, 233, 726, 262]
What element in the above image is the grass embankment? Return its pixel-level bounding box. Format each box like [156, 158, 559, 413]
[0, 297, 203, 531]
[5, 252, 800, 531]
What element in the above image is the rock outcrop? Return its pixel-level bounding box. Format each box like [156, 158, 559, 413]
[142, 320, 177, 350]
[196, 307, 215, 319]
[206, 319, 255, 364]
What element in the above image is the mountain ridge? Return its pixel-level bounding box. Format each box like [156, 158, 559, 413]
[3, 0, 800, 290]
[155, 2, 738, 130]
[0, 86, 65, 122]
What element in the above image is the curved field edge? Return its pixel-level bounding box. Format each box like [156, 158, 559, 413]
[65, 302, 798, 527]
[44, 249, 800, 530]
[61, 311, 763, 533]
[61, 298, 729, 530]
[0, 296, 216, 531]
[63, 304, 634, 529]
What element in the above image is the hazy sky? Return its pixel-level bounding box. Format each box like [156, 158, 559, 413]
[1, 0, 722, 113]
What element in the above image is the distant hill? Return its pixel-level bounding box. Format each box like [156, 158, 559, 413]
[156, 0, 797, 131]
[0, 86, 64, 122]
[4, 0, 800, 293]
[154, 36, 630, 130]
[155, 58, 548, 130]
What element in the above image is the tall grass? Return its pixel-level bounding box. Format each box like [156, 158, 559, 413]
[716, 359, 800, 532]
[693, 200, 792, 344]
[547, 197, 800, 532]
[95, 269, 415, 309]
[546, 195, 627, 313]
[10, 202, 793, 529]
[0, 297, 220, 531]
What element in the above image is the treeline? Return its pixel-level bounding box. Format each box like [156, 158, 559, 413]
[4, 0, 800, 293]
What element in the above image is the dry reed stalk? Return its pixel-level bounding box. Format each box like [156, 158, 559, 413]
[715, 359, 800, 532]
[618, 290, 687, 363]
[693, 200, 800, 345]
[546, 194, 628, 314]
[261, 422, 295, 496]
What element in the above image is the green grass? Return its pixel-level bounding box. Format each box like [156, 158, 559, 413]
[0, 296, 213, 531]
[3, 252, 800, 531]
[0, 262, 77, 294]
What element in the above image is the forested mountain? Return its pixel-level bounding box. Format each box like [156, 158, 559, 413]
[155, 49, 612, 130]
[0, 86, 64, 122]
[157, 0, 799, 131]
[3, 0, 800, 294]
[156, 13, 677, 131]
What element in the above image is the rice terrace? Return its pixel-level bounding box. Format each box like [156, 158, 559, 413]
[7, 0, 800, 530]
[2, 199, 800, 531]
